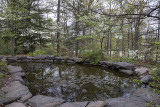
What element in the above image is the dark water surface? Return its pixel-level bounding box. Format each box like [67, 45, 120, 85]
[13, 62, 137, 102]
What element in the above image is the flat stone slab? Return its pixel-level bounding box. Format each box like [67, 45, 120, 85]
[8, 65, 22, 74]
[0, 81, 32, 104]
[59, 102, 88, 107]
[105, 97, 146, 107]
[132, 88, 160, 105]
[27, 95, 65, 107]
[119, 69, 134, 76]
[5, 102, 26, 107]
[87, 101, 105, 107]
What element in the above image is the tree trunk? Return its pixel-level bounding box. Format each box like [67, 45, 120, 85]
[57, 0, 61, 54]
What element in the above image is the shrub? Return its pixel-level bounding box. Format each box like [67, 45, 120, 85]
[82, 49, 104, 64]
[28, 50, 47, 56]
[0, 61, 8, 88]
[150, 67, 160, 95]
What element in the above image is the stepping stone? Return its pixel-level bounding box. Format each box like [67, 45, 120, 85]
[5, 102, 26, 107]
[59, 102, 88, 107]
[105, 97, 146, 107]
[87, 101, 105, 107]
[0, 81, 32, 104]
[27, 95, 65, 107]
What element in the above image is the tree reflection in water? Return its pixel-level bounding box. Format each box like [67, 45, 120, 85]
[20, 62, 138, 102]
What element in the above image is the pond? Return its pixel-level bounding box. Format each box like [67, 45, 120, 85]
[13, 62, 138, 102]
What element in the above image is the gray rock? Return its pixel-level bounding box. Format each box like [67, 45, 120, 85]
[20, 92, 32, 101]
[59, 102, 88, 107]
[99, 61, 114, 67]
[87, 101, 105, 107]
[7, 57, 17, 62]
[5, 102, 26, 107]
[8, 65, 22, 74]
[33, 55, 47, 60]
[114, 62, 135, 69]
[0, 81, 32, 104]
[54, 57, 65, 60]
[13, 72, 26, 77]
[17, 56, 28, 60]
[141, 75, 152, 84]
[105, 97, 146, 107]
[66, 60, 75, 63]
[27, 95, 65, 107]
[132, 88, 160, 105]
[45, 55, 54, 60]
[119, 69, 134, 76]
[12, 74, 24, 83]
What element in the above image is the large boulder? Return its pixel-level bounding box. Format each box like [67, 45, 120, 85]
[0, 81, 32, 104]
[5, 102, 26, 107]
[99, 61, 114, 68]
[105, 97, 146, 107]
[27, 95, 65, 107]
[131, 88, 160, 105]
[8, 65, 22, 74]
[59, 102, 88, 107]
[113, 62, 135, 70]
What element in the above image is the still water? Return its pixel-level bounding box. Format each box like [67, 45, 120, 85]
[17, 62, 137, 102]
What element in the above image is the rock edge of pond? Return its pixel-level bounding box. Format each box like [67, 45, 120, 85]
[0, 56, 159, 107]
[6, 56, 152, 83]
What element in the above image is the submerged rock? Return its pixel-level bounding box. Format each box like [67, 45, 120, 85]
[27, 95, 65, 107]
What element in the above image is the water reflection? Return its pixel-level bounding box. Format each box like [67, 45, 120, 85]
[19, 63, 137, 102]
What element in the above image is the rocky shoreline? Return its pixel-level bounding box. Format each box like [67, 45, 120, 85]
[0, 56, 159, 107]
[6, 56, 152, 84]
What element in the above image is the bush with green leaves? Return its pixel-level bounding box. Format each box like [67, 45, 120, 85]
[0, 61, 8, 88]
[28, 49, 47, 56]
[82, 49, 104, 64]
